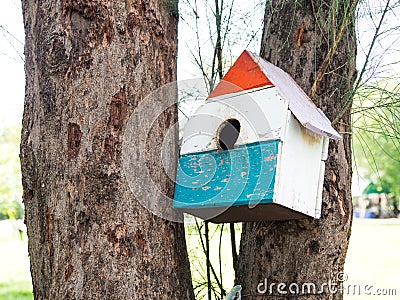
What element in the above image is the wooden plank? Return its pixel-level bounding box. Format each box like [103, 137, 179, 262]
[182, 203, 309, 223]
[180, 87, 288, 155]
[173, 140, 279, 210]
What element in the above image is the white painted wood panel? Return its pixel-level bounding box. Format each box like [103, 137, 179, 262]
[274, 113, 324, 217]
[180, 87, 289, 155]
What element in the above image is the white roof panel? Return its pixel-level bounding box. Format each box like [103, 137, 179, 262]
[248, 51, 342, 140]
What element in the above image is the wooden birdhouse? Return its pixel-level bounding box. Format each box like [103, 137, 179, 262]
[172, 50, 341, 223]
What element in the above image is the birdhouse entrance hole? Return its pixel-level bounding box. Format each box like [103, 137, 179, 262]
[217, 118, 241, 150]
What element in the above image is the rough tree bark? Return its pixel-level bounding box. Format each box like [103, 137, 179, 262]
[20, 0, 194, 299]
[236, 1, 357, 299]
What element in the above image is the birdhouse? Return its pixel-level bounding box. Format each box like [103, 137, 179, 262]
[172, 50, 341, 223]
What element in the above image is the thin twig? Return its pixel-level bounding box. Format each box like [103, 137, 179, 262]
[205, 221, 211, 300]
[332, 0, 392, 125]
[309, 0, 359, 100]
[218, 224, 226, 298]
[230, 223, 238, 274]
[194, 219, 225, 296]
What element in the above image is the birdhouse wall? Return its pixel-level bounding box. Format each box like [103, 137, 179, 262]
[273, 113, 326, 218]
[180, 87, 288, 155]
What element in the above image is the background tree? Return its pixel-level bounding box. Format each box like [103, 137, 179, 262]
[236, 0, 357, 298]
[20, 0, 194, 299]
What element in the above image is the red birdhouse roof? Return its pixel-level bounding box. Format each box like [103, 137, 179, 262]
[208, 50, 341, 140]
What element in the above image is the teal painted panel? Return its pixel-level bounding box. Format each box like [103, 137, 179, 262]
[173, 140, 279, 209]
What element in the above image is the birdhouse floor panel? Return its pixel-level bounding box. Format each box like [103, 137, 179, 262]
[181, 203, 309, 223]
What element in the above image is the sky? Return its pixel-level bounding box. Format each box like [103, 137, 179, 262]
[0, 0, 24, 128]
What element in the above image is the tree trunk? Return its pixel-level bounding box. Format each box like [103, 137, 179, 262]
[236, 1, 356, 299]
[20, 0, 194, 299]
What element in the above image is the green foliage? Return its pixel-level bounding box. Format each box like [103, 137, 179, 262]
[0, 125, 24, 220]
[353, 77, 400, 203]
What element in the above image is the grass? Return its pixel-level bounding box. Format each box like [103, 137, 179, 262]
[186, 218, 400, 299]
[0, 218, 399, 299]
[344, 218, 400, 299]
[0, 220, 33, 300]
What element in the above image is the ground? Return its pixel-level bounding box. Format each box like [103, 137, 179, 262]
[344, 218, 400, 299]
[0, 218, 399, 299]
[0, 220, 32, 300]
